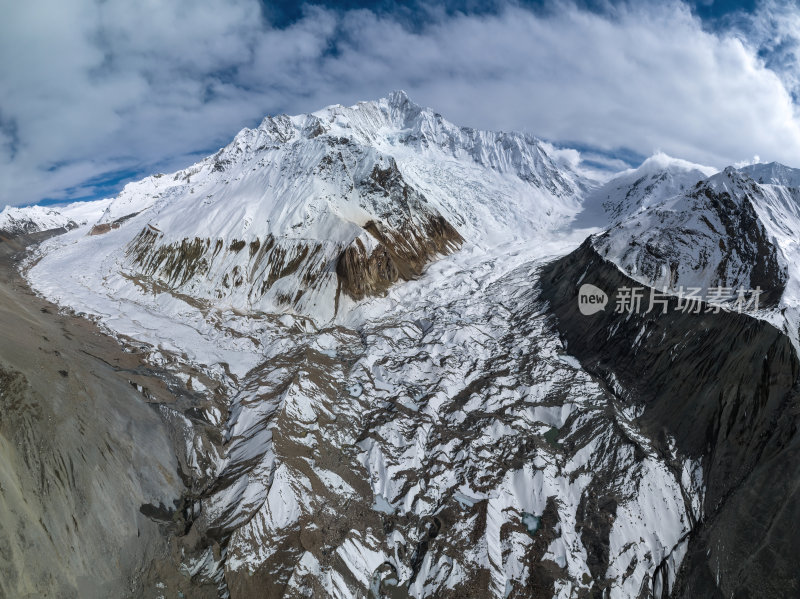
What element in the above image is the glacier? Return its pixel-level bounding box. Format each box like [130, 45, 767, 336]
[1, 92, 799, 598]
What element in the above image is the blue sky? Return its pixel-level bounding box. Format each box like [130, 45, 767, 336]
[262, 0, 759, 27]
[2, 0, 800, 208]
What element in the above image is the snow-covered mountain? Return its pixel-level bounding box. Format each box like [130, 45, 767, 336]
[0, 200, 111, 236]
[739, 160, 800, 187]
[594, 163, 800, 345]
[595, 168, 785, 297]
[26, 91, 590, 325]
[3, 94, 800, 598]
[577, 152, 716, 226]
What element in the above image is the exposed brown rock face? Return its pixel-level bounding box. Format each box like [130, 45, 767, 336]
[365, 216, 463, 279]
[128, 228, 211, 287]
[336, 237, 400, 300]
[336, 215, 463, 302]
[334, 157, 465, 303]
[88, 212, 141, 236]
[123, 154, 465, 316]
[124, 190, 463, 316]
[89, 222, 114, 235]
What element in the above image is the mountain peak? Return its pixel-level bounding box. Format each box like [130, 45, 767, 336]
[738, 161, 800, 187]
[37, 93, 588, 324]
[629, 152, 717, 178]
[577, 152, 717, 226]
[386, 89, 414, 108]
[701, 165, 762, 197]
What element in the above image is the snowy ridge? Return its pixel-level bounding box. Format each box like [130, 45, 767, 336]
[739, 161, 800, 187]
[84, 90, 587, 246]
[0, 200, 111, 236]
[594, 168, 785, 293]
[578, 152, 716, 226]
[594, 163, 800, 348]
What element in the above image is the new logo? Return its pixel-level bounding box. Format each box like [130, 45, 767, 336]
[578, 284, 608, 315]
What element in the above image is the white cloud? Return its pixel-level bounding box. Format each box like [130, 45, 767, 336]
[539, 141, 582, 170]
[2, 0, 800, 207]
[730, 0, 800, 99]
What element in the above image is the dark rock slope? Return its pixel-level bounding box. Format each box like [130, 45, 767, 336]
[541, 240, 800, 598]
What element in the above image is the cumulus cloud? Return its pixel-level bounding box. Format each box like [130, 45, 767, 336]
[728, 0, 800, 99]
[1, 0, 800, 207]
